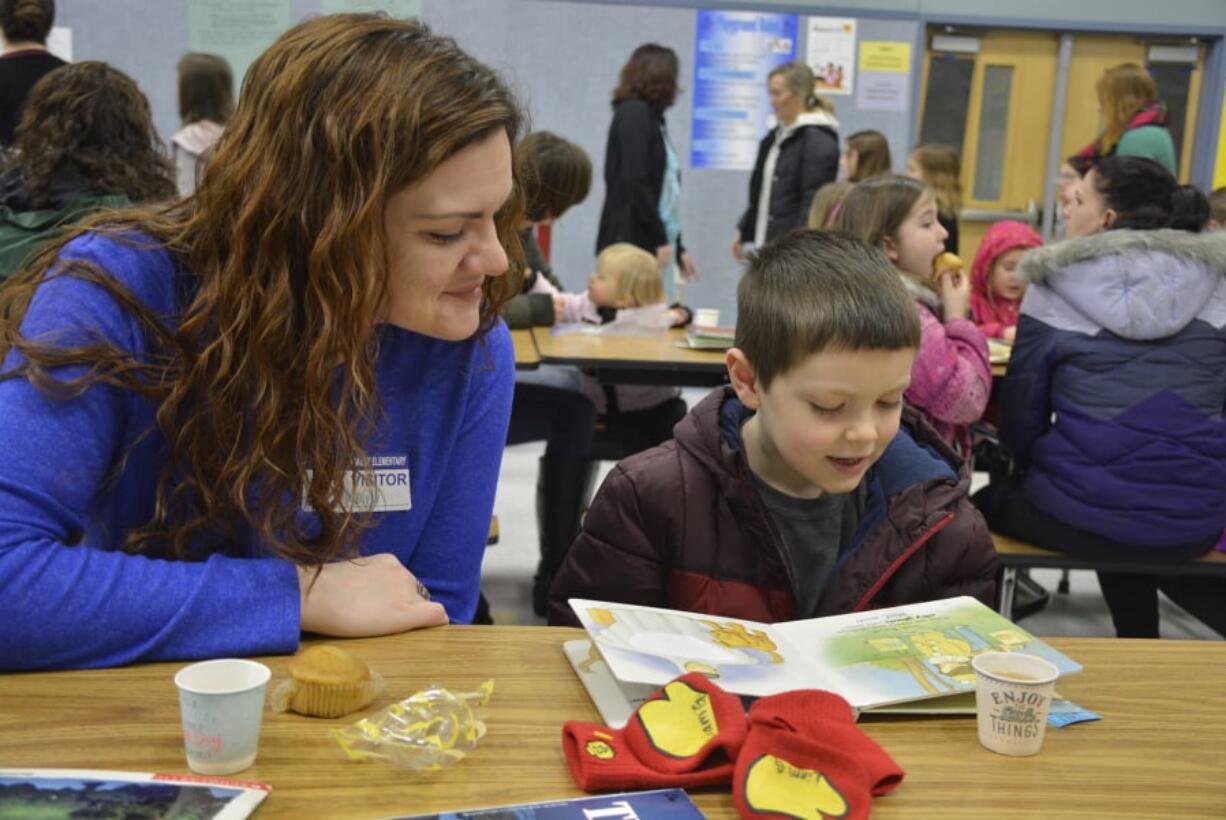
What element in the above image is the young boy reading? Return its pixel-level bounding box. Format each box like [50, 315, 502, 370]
[547, 230, 996, 625]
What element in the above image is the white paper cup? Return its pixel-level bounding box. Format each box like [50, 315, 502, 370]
[175, 659, 271, 775]
[693, 308, 720, 327]
[972, 652, 1058, 756]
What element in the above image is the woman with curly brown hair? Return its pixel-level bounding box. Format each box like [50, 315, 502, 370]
[0, 14, 524, 670]
[0, 61, 176, 279]
[0, 0, 64, 146]
[596, 42, 696, 301]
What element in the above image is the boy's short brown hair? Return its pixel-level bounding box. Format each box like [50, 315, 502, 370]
[735, 230, 920, 388]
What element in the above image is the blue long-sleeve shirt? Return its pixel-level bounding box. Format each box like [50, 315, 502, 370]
[0, 233, 515, 670]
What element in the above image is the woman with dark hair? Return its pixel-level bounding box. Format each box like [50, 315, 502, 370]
[596, 42, 696, 301]
[172, 52, 233, 195]
[732, 61, 839, 260]
[975, 155, 1226, 638]
[501, 130, 599, 618]
[0, 61, 175, 279]
[0, 0, 63, 147]
[0, 14, 525, 670]
[503, 131, 591, 329]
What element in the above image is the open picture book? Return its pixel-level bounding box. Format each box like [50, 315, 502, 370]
[564, 596, 1081, 726]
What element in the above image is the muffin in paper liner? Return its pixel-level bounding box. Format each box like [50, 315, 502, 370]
[271, 644, 386, 718]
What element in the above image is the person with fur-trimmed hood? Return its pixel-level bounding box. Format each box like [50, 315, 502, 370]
[975, 155, 1226, 639]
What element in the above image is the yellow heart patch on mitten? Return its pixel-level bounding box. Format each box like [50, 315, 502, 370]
[743, 753, 849, 819]
[635, 679, 720, 758]
[584, 739, 616, 760]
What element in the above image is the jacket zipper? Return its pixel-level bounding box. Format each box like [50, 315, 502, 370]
[851, 511, 955, 612]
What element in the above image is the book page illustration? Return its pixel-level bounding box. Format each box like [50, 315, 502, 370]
[570, 596, 1079, 709]
[561, 639, 656, 729]
[575, 602, 819, 697]
[777, 597, 1079, 708]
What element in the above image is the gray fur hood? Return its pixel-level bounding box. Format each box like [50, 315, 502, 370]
[1016, 229, 1226, 340]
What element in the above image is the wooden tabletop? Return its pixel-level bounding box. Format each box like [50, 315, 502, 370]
[510, 328, 539, 369]
[3, 627, 1224, 818]
[532, 327, 727, 386]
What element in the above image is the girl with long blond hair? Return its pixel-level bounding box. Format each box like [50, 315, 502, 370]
[1072, 63, 1176, 175]
[0, 14, 525, 670]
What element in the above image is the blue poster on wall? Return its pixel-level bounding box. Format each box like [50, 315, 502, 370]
[691, 10, 798, 171]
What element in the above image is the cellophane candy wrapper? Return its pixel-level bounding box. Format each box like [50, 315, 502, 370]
[331, 680, 493, 772]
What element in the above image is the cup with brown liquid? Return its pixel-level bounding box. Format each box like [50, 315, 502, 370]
[971, 651, 1059, 756]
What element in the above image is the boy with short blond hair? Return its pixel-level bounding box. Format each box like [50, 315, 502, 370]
[548, 230, 995, 624]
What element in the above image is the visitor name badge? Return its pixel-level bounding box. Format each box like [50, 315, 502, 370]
[302, 455, 412, 513]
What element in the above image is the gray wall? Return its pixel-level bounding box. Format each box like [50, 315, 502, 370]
[425, 2, 922, 321]
[51, 0, 1226, 325]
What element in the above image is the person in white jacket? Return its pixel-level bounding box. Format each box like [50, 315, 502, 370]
[172, 53, 232, 196]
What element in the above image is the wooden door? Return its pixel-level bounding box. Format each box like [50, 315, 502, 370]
[920, 30, 1058, 266]
[1063, 34, 1206, 184]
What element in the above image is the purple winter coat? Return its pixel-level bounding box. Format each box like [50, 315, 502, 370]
[1000, 228, 1226, 547]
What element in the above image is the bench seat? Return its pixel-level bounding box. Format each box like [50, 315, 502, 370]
[990, 532, 1226, 619]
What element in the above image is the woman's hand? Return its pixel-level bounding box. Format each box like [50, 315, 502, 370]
[731, 235, 745, 262]
[656, 244, 673, 270]
[680, 251, 698, 280]
[551, 293, 567, 323]
[1003, 325, 1017, 343]
[937, 268, 971, 322]
[298, 553, 448, 637]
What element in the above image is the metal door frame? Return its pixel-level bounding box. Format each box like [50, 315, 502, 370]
[911, 14, 1225, 195]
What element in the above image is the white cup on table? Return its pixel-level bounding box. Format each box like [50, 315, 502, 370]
[174, 658, 271, 775]
[972, 651, 1059, 756]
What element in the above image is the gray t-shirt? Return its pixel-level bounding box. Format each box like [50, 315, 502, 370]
[750, 474, 866, 618]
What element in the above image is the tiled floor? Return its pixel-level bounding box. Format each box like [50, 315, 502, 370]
[485, 390, 1222, 641]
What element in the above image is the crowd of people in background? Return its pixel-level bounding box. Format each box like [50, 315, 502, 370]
[1, 0, 1225, 673]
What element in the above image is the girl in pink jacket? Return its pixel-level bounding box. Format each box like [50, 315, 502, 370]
[836, 175, 991, 456]
[969, 220, 1042, 341]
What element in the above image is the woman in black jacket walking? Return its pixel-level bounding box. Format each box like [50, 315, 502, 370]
[596, 43, 695, 301]
[732, 61, 839, 260]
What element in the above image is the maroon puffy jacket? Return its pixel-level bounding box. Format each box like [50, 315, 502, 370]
[549, 388, 996, 625]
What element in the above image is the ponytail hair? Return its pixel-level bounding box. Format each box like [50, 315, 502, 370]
[1168, 185, 1210, 232]
[768, 61, 832, 114]
[1091, 155, 1207, 233]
